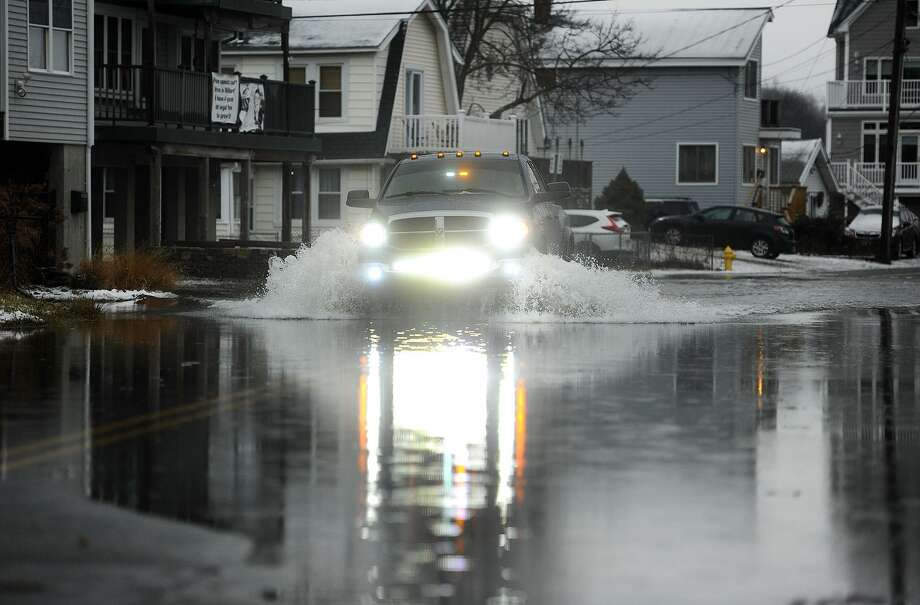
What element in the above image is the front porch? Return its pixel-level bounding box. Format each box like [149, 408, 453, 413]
[827, 80, 920, 111]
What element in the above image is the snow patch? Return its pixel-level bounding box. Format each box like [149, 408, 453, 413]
[28, 287, 177, 302]
[0, 310, 40, 324]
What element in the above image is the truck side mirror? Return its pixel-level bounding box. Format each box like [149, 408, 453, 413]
[346, 189, 373, 208]
[544, 181, 572, 202]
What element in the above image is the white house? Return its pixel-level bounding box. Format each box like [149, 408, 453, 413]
[781, 139, 840, 218]
[222, 0, 523, 240]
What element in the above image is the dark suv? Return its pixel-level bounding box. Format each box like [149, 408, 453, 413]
[644, 198, 700, 228]
[650, 205, 796, 259]
[345, 152, 573, 286]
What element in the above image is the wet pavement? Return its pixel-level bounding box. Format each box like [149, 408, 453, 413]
[1, 272, 920, 604]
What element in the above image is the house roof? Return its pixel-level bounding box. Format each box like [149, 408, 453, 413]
[225, 0, 429, 51]
[549, 8, 772, 67]
[827, 0, 868, 35]
[782, 138, 839, 193]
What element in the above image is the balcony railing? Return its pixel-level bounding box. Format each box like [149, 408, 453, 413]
[391, 113, 519, 154]
[827, 79, 920, 110]
[94, 65, 315, 135]
[832, 161, 920, 194]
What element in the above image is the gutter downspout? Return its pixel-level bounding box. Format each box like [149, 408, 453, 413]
[86, 0, 95, 260]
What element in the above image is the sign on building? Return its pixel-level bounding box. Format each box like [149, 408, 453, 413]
[211, 73, 239, 124]
[239, 82, 265, 133]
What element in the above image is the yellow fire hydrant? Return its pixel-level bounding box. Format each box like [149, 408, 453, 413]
[723, 245, 736, 272]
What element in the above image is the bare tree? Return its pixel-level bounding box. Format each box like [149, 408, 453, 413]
[435, 0, 649, 124]
[763, 86, 826, 142]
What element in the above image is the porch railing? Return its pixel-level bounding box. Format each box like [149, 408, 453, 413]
[391, 113, 518, 153]
[94, 65, 315, 135]
[826, 79, 920, 110]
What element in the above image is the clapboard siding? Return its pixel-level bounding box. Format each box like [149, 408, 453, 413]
[389, 12, 448, 145]
[253, 163, 281, 236]
[548, 66, 745, 208]
[847, 0, 914, 81]
[7, 0, 88, 144]
[737, 37, 762, 204]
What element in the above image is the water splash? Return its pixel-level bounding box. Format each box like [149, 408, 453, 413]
[220, 229, 730, 323]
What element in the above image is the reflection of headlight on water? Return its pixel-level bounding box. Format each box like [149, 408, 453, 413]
[392, 248, 494, 283]
[488, 215, 528, 250]
[360, 222, 387, 247]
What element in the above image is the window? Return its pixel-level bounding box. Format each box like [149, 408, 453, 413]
[865, 58, 893, 94]
[29, 0, 72, 72]
[734, 209, 759, 223]
[94, 15, 133, 90]
[525, 162, 545, 192]
[568, 214, 599, 227]
[908, 0, 919, 28]
[742, 146, 757, 184]
[677, 144, 718, 184]
[405, 69, 423, 116]
[291, 166, 305, 220]
[863, 121, 889, 164]
[318, 168, 341, 220]
[701, 207, 734, 221]
[318, 65, 342, 118]
[744, 60, 758, 99]
[289, 67, 306, 84]
[769, 148, 780, 185]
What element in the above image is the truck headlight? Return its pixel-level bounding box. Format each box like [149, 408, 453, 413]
[360, 222, 387, 248]
[488, 215, 528, 249]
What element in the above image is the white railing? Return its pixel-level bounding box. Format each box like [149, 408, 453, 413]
[831, 160, 883, 206]
[391, 112, 518, 154]
[827, 80, 920, 109]
[833, 161, 920, 189]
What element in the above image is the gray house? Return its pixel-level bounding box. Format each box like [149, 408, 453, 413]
[1, 0, 92, 267]
[825, 0, 920, 213]
[546, 8, 799, 210]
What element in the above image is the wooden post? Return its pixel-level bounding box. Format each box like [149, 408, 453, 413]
[149, 152, 162, 247]
[240, 159, 251, 241]
[198, 157, 211, 241]
[301, 158, 311, 244]
[281, 162, 292, 242]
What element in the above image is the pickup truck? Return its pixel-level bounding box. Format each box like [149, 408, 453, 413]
[346, 152, 573, 286]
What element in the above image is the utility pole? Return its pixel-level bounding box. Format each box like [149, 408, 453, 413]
[879, 0, 908, 264]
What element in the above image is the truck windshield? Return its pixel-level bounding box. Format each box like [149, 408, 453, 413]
[381, 159, 527, 201]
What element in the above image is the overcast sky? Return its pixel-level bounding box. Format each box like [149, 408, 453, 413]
[583, 0, 838, 100]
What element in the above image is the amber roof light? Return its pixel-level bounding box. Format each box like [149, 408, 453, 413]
[456, 151, 464, 157]
[474, 151, 482, 157]
[436, 152, 445, 159]
[501, 151, 510, 157]
[410, 153, 418, 160]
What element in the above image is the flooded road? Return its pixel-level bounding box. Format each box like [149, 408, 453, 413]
[2, 300, 920, 604]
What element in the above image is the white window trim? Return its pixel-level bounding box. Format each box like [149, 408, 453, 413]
[312, 166, 345, 226]
[863, 56, 894, 81]
[317, 62, 346, 123]
[28, 0, 75, 75]
[741, 144, 758, 185]
[676, 142, 719, 186]
[743, 59, 759, 101]
[94, 13, 140, 90]
[405, 67, 424, 115]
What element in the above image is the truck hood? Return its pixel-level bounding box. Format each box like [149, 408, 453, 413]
[374, 196, 530, 219]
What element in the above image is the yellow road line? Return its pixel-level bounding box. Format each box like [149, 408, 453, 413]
[3, 389, 263, 473]
[3, 387, 258, 458]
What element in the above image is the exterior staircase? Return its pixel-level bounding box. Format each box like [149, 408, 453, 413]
[830, 160, 883, 208]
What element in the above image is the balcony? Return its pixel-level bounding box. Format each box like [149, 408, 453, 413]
[390, 113, 520, 154]
[832, 161, 920, 192]
[826, 80, 920, 110]
[94, 65, 315, 136]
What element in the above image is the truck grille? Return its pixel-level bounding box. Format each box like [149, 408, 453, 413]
[389, 215, 490, 251]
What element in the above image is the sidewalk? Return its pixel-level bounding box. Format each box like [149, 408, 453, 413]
[652, 251, 920, 278]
